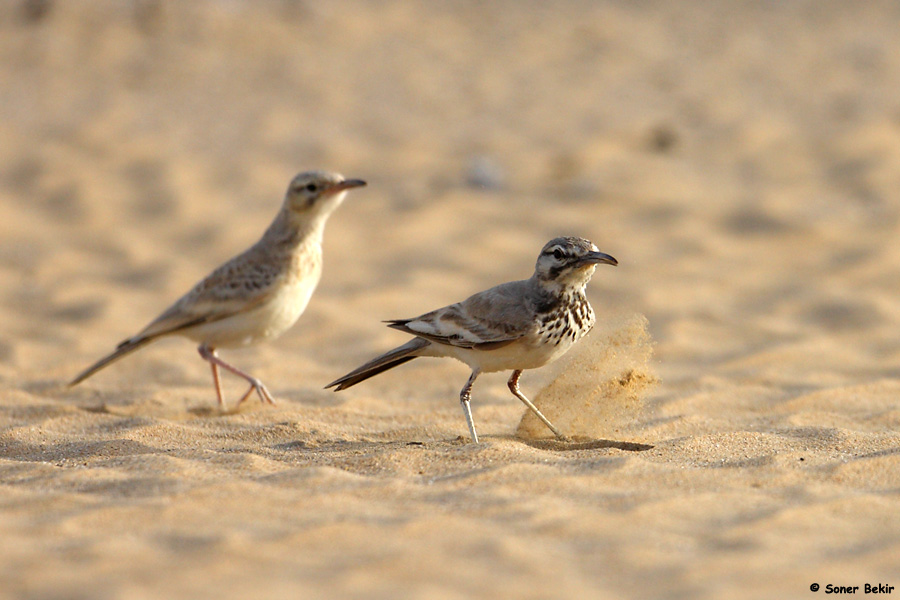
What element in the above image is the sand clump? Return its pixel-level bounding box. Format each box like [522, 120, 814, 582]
[517, 313, 658, 440]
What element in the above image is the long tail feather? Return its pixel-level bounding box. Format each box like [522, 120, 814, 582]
[68, 336, 154, 386]
[326, 338, 429, 391]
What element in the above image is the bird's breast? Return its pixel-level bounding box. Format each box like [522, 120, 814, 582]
[259, 250, 323, 336]
[534, 292, 595, 346]
[187, 249, 322, 349]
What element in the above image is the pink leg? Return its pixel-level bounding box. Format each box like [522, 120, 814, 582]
[198, 345, 275, 407]
[209, 358, 224, 407]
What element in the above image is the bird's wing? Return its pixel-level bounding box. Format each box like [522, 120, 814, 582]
[387, 280, 536, 350]
[134, 248, 284, 341]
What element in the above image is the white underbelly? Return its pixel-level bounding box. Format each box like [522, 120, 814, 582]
[184, 275, 319, 348]
[426, 334, 578, 374]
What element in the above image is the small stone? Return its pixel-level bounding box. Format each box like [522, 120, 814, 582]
[465, 156, 506, 190]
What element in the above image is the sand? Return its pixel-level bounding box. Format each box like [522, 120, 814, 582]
[2, 1, 900, 598]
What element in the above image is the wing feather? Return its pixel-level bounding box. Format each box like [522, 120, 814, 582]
[387, 280, 536, 350]
[134, 246, 285, 340]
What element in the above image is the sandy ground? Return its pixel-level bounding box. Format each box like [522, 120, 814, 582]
[2, 1, 900, 598]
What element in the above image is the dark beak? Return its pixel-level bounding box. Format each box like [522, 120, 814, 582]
[578, 251, 618, 267]
[327, 178, 367, 194]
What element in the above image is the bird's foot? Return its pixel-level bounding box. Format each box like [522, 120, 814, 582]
[237, 378, 276, 406]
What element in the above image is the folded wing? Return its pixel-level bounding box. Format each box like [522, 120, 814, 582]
[386, 280, 535, 350]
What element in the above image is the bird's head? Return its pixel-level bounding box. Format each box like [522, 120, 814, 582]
[284, 170, 366, 219]
[534, 236, 617, 288]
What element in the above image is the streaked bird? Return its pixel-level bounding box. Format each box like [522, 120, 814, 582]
[70, 170, 366, 408]
[326, 236, 617, 442]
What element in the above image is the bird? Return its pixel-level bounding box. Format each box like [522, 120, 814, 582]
[70, 170, 366, 409]
[325, 236, 617, 443]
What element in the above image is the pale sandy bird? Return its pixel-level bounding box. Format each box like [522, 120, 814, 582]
[326, 236, 617, 442]
[70, 170, 366, 408]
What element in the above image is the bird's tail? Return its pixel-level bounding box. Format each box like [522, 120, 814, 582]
[68, 336, 154, 387]
[326, 337, 430, 391]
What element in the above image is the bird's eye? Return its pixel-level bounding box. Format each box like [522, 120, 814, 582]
[306, 183, 318, 193]
[552, 249, 564, 260]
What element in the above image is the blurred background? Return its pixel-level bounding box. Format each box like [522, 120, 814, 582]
[2, 1, 900, 597]
[3, 1, 899, 391]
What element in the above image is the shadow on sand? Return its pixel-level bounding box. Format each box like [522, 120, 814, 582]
[521, 437, 654, 452]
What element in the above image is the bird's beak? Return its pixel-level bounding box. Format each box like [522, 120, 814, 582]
[578, 251, 618, 267]
[327, 179, 367, 194]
